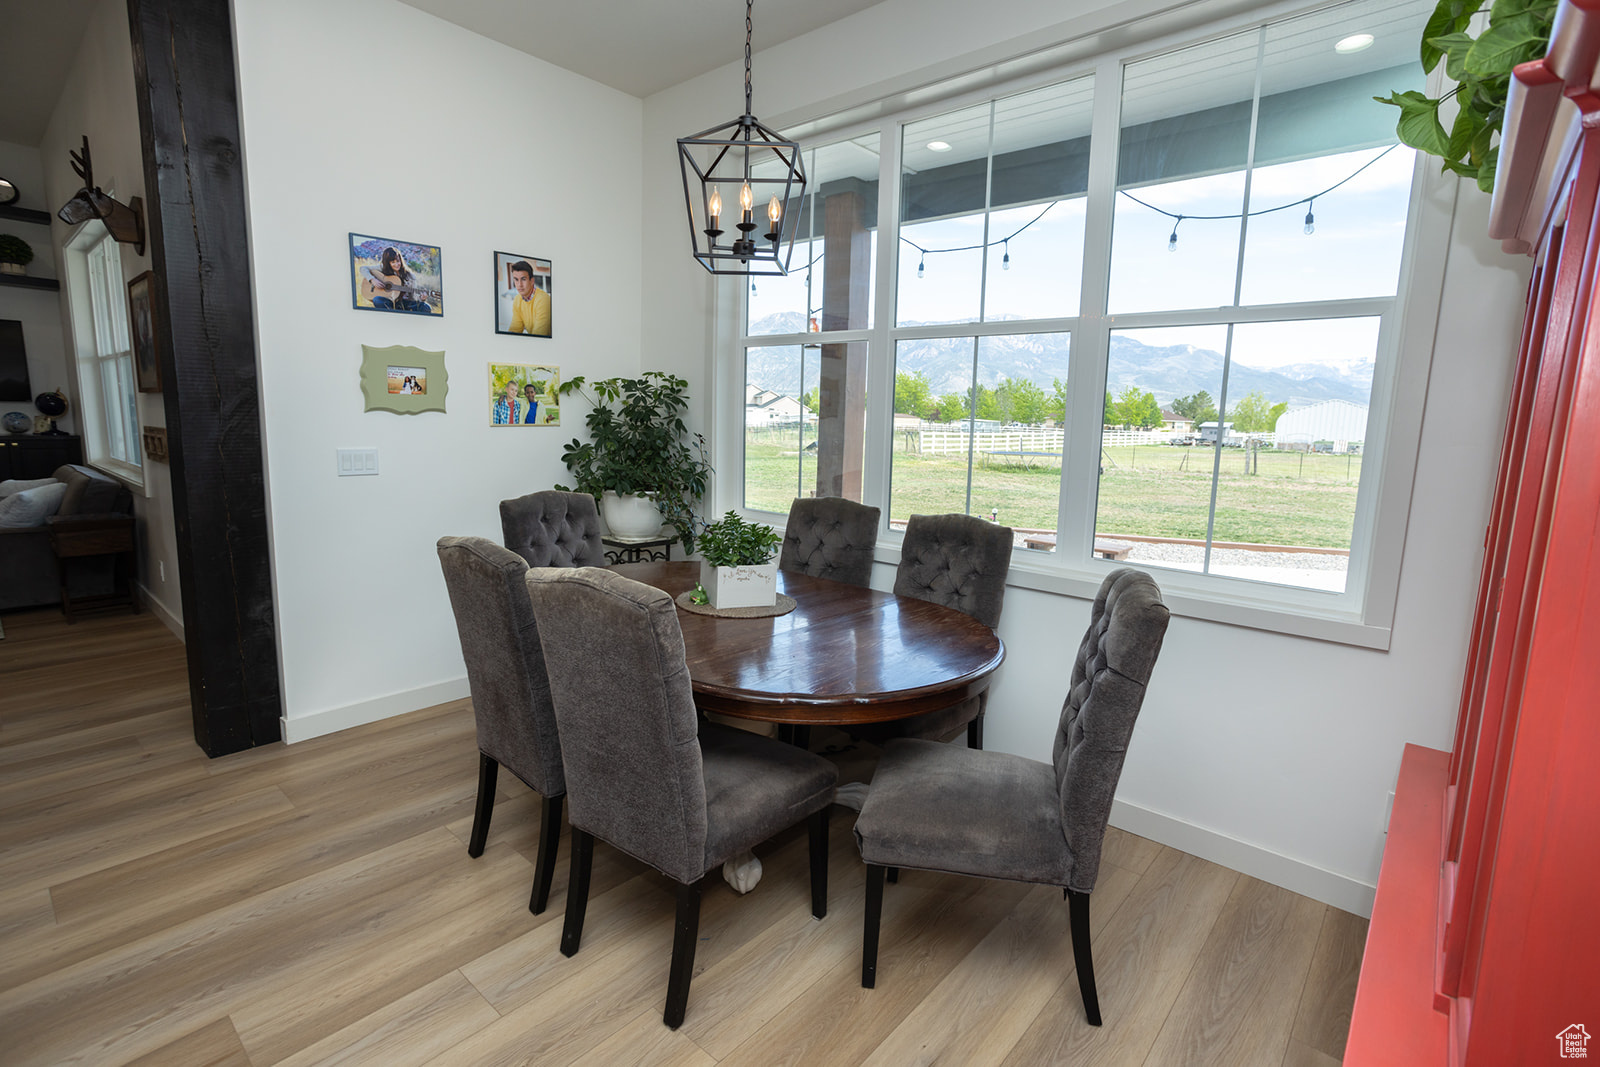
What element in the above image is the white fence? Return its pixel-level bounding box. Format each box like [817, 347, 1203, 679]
[902, 423, 1287, 456]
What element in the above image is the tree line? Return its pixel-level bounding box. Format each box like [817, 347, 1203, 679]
[884, 372, 1289, 432]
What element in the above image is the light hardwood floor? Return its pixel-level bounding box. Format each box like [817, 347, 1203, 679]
[0, 607, 1365, 1066]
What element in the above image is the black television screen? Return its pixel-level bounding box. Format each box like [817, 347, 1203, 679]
[0, 319, 31, 402]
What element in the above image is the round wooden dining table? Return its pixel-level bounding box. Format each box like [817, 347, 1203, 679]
[611, 560, 1005, 728]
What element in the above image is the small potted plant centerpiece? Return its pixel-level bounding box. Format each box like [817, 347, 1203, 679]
[0, 234, 33, 277]
[697, 510, 783, 610]
[555, 371, 712, 552]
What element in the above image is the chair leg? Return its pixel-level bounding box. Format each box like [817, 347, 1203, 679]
[529, 793, 564, 915]
[887, 866, 898, 884]
[664, 876, 706, 1029]
[1067, 889, 1102, 1026]
[467, 754, 499, 858]
[559, 829, 594, 958]
[808, 806, 829, 919]
[968, 691, 989, 749]
[862, 863, 886, 988]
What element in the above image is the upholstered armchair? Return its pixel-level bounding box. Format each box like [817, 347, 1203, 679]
[525, 566, 838, 1029]
[853, 568, 1169, 1025]
[499, 490, 606, 569]
[778, 496, 881, 587]
[436, 536, 567, 915]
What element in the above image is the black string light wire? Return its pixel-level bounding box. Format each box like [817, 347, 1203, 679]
[901, 143, 1399, 269]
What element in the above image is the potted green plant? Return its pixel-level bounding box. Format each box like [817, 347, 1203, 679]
[696, 510, 783, 609]
[0, 234, 33, 276]
[554, 371, 712, 552]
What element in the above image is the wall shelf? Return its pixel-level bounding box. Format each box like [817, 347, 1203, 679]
[0, 274, 60, 292]
[0, 204, 52, 225]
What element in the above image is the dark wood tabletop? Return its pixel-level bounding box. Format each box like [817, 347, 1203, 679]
[612, 560, 1005, 727]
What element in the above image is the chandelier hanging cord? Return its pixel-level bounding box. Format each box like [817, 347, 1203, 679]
[744, 0, 754, 117]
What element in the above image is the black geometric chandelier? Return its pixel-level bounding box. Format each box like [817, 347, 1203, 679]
[676, 0, 806, 276]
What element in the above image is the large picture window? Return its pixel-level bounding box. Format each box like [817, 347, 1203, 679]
[730, 0, 1440, 642]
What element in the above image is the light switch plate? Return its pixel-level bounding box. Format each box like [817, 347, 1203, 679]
[337, 448, 379, 476]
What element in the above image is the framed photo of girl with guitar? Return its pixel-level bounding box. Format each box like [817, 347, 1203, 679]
[349, 233, 443, 316]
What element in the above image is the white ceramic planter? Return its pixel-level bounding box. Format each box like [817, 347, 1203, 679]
[701, 561, 778, 609]
[0, 263, 25, 276]
[601, 490, 663, 539]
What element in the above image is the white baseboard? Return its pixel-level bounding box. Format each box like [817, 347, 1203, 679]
[1110, 799, 1377, 918]
[280, 677, 470, 744]
[137, 583, 184, 640]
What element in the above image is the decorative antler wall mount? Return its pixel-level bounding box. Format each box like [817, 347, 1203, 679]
[56, 135, 145, 255]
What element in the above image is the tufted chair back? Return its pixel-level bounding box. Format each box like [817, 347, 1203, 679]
[892, 513, 1013, 629]
[779, 497, 881, 587]
[1053, 568, 1169, 893]
[436, 536, 565, 798]
[500, 490, 606, 568]
[525, 566, 710, 884]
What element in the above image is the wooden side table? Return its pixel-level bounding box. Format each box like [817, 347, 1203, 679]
[602, 534, 674, 565]
[48, 514, 138, 621]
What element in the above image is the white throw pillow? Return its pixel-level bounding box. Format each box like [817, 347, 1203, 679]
[0, 481, 69, 528]
[0, 477, 58, 499]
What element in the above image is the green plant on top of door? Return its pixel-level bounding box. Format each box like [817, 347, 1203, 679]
[0, 234, 34, 276]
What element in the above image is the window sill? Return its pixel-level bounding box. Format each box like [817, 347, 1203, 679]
[872, 540, 1393, 650]
[87, 457, 147, 496]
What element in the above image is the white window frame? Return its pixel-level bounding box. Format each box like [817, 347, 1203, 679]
[63, 221, 146, 489]
[715, 0, 1454, 650]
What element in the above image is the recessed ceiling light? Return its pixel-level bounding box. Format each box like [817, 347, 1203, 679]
[1335, 33, 1374, 54]
[926, 140, 952, 152]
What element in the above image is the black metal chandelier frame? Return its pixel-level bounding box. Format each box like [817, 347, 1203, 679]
[677, 0, 807, 276]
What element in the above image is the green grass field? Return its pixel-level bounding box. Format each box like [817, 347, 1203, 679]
[744, 433, 1362, 550]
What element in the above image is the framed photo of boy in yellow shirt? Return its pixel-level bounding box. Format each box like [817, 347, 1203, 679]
[494, 252, 552, 337]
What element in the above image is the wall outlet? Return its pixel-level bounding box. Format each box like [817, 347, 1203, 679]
[337, 448, 380, 476]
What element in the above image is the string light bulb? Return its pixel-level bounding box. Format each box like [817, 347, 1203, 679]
[917, 255, 925, 278]
[1002, 240, 1011, 270]
[1168, 216, 1182, 252]
[1303, 199, 1316, 236]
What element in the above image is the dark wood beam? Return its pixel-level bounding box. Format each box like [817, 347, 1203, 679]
[816, 189, 869, 500]
[127, 0, 281, 755]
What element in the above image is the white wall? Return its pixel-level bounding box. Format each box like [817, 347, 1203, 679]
[232, 0, 645, 741]
[641, 0, 1530, 913]
[35, 0, 183, 632]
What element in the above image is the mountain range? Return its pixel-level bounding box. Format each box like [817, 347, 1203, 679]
[745, 313, 1374, 409]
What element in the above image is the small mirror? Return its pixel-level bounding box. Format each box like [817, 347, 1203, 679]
[0, 179, 18, 206]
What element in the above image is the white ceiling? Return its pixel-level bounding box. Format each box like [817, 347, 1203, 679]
[393, 0, 887, 99]
[0, 0, 882, 149]
[0, 0, 99, 146]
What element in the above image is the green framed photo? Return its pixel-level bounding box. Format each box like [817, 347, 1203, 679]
[361, 344, 447, 414]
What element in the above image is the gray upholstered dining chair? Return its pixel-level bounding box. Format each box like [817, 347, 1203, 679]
[868, 512, 1014, 747]
[525, 566, 839, 1030]
[499, 489, 607, 569]
[436, 536, 567, 915]
[853, 567, 1169, 1026]
[779, 496, 881, 587]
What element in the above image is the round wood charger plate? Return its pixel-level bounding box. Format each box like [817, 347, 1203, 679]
[675, 591, 797, 618]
